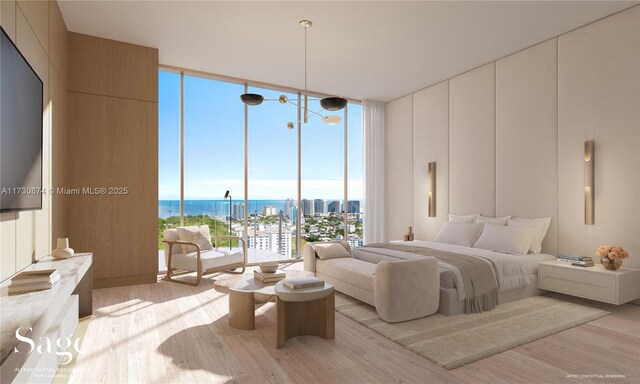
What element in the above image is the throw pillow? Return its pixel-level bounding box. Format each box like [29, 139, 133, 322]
[176, 225, 214, 254]
[448, 213, 480, 223]
[507, 217, 551, 254]
[476, 215, 510, 225]
[314, 242, 351, 260]
[473, 223, 536, 256]
[434, 222, 484, 247]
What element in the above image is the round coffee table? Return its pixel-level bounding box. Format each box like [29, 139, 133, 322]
[274, 280, 335, 349]
[227, 270, 312, 330]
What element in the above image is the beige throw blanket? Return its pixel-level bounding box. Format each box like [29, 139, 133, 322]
[366, 243, 499, 313]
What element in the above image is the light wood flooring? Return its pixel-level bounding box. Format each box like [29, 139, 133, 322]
[66, 264, 640, 384]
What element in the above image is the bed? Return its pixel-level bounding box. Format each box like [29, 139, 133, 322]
[353, 240, 556, 316]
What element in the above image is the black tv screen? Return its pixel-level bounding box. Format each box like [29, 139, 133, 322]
[0, 26, 43, 212]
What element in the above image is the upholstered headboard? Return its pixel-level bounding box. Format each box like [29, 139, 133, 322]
[391, 7, 639, 266]
[412, 45, 560, 255]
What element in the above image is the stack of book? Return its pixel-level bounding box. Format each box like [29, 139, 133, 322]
[556, 255, 594, 267]
[283, 276, 324, 290]
[254, 269, 286, 284]
[8, 269, 61, 294]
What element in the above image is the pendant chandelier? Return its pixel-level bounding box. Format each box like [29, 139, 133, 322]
[240, 19, 347, 128]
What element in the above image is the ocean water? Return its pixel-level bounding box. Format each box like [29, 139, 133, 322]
[158, 200, 288, 218]
[159, 199, 362, 218]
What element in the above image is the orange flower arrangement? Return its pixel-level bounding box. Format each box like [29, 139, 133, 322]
[595, 245, 629, 260]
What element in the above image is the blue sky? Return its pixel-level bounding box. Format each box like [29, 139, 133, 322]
[159, 71, 363, 201]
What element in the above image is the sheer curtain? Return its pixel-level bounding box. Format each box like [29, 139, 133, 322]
[363, 100, 387, 244]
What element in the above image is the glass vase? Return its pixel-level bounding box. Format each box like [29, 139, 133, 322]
[600, 256, 622, 270]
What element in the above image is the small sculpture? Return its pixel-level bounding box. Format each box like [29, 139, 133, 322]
[403, 226, 414, 241]
[52, 238, 74, 259]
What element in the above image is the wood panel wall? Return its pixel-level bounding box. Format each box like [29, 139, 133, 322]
[0, 0, 68, 281]
[386, 6, 639, 266]
[66, 33, 158, 288]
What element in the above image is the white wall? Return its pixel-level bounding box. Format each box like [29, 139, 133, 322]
[386, 6, 639, 267]
[449, 63, 496, 217]
[413, 81, 449, 241]
[496, 38, 558, 255]
[557, 7, 639, 265]
[386, 94, 413, 241]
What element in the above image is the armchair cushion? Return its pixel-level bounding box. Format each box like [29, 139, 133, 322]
[172, 249, 244, 272]
[176, 225, 213, 254]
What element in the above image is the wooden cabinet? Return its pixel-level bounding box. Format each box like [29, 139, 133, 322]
[538, 261, 640, 305]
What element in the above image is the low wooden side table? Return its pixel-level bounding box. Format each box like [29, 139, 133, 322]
[227, 271, 311, 330]
[274, 280, 335, 349]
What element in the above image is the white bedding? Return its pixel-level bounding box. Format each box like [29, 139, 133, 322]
[355, 240, 555, 301]
[519, 252, 556, 274]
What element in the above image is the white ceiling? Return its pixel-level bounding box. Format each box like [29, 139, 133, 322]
[58, 1, 637, 102]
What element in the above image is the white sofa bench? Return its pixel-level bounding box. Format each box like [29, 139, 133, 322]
[304, 241, 440, 323]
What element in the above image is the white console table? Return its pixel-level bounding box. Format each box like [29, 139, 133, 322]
[0, 253, 92, 384]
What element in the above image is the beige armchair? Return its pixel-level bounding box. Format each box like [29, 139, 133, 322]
[163, 225, 246, 286]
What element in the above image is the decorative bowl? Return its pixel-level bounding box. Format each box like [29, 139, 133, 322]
[259, 262, 279, 273]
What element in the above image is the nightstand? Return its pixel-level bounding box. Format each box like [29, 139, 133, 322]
[538, 261, 640, 305]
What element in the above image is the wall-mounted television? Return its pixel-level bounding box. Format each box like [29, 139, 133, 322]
[0, 26, 43, 213]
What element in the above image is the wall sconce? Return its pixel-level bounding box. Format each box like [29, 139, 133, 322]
[584, 141, 594, 225]
[428, 162, 436, 217]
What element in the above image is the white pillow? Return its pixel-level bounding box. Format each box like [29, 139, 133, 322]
[473, 223, 537, 256]
[435, 222, 484, 247]
[176, 225, 214, 254]
[448, 213, 480, 223]
[507, 217, 551, 254]
[314, 242, 351, 260]
[477, 215, 510, 225]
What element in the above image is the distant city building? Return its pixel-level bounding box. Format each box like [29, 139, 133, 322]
[347, 237, 363, 249]
[283, 198, 296, 219]
[328, 200, 342, 213]
[262, 205, 277, 216]
[314, 199, 328, 215]
[232, 204, 244, 220]
[239, 227, 292, 258]
[302, 199, 315, 216]
[248, 223, 265, 232]
[339, 223, 356, 233]
[347, 200, 360, 214]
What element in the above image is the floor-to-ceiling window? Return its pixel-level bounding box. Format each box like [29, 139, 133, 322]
[301, 98, 345, 251]
[183, 76, 244, 248]
[246, 86, 299, 261]
[158, 71, 180, 270]
[158, 69, 363, 268]
[347, 104, 364, 249]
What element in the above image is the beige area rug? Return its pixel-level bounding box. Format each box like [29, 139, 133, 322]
[335, 294, 609, 370]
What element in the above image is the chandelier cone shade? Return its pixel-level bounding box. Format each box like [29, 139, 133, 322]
[320, 97, 348, 111]
[240, 93, 264, 106]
